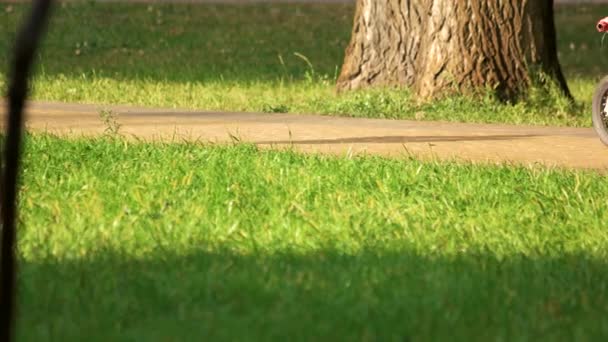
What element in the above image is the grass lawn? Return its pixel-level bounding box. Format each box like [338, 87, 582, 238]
[15, 135, 608, 341]
[0, 2, 607, 126]
[3, 2, 608, 341]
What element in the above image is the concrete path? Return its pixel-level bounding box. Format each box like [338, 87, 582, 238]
[2, 101, 608, 171]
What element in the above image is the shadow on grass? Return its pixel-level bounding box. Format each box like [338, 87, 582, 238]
[0, 2, 355, 84]
[17, 249, 608, 341]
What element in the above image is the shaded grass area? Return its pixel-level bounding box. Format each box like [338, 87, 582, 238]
[22, 252, 608, 341]
[0, 2, 351, 82]
[0, 3, 607, 126]
[16, 135, 608, 340]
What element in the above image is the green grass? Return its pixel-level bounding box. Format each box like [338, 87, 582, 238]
[4, 3, 608, 340]
[15, 135, 608, 340]
[1, 2, 607, 126]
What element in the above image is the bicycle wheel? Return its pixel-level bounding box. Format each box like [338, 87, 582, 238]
[592, 75, 608, 146]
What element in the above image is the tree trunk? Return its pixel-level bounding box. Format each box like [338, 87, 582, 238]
[337, 0, 571, 101]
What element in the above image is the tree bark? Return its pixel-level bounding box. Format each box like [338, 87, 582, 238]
[337, 0, 572, 101]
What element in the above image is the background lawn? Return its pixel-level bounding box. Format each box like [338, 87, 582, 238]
[1, 2, 607, 126]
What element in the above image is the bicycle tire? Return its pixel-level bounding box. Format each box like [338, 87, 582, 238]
[592, 75, 608, 146]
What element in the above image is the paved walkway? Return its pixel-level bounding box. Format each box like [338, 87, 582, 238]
[2, 101, 608, 171]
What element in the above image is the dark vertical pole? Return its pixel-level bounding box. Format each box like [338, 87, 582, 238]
[1, 1, 53, 341]
[545, 0, 573, 100]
